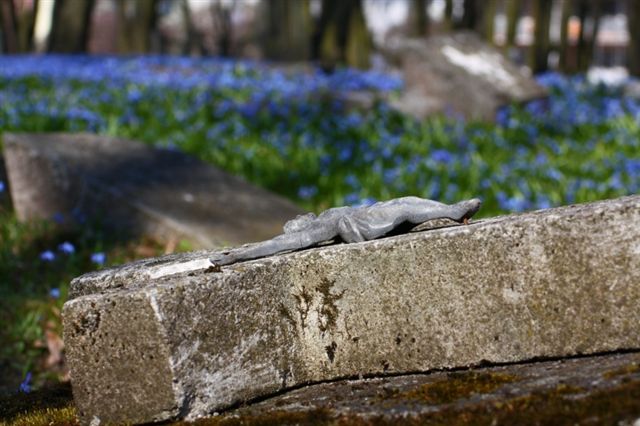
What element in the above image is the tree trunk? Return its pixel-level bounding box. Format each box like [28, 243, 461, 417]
[458, 0, 478, 31]
[262, 0, 311, 61]
[344, 0, 370, 68]
[444, 0, 453, 31]
[48, 0, 95, 53]
[0, 0, 19, 53]
[116, 0, 158, 54]
[559, 0, 572, 72]
[407, 0, 429, 37]
[211, 1, 233, 57]
[629, 0, 640, 76]
[180, 0, 204, 55]
[21, 0, 39, 51]
[483, 0, 497, 44]
[575, 0, 601, 72]
[312, 0, 371, 70]
[582, 0, 601, 71]
[575, 0, 587, 70]
[530, 0, 553, 73]
[505, 0, 520, 47]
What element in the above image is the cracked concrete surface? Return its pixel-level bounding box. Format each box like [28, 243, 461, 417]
[63, 195, 640, 424]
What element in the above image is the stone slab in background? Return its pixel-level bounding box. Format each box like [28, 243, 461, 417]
[2, 132, 304, 248]
[383, 31, 546, 121]
[63, 195, 640, 424]
[226, 351, 640, 424]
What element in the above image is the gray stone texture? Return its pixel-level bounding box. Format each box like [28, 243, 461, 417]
[63, 195, 640, 424]
[225, 351, 640, 424]
[2, 132, 303, 248]
[383, 31, 546, 121]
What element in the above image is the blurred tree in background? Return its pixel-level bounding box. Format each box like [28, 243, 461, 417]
[626, 0, 639, 75]
[407, 0, 429, 36]
[261, 0, 311, 61]
[116, 0, 158, 54]
[0, 0, 38, 52]
[311, 0, 371, 69]
[48, 0, 95, 52]
[530, 0, 552, 73]
[576, 0, 602, 72]
[0, 0, 637, 76]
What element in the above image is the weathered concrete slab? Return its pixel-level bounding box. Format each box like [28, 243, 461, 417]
[2, 132, 303, 248]
[63, 195, 640, 424]
[383, 31, 546, 121]
[224, 351, 640, 425]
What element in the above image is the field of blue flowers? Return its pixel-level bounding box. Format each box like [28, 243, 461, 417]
[1, 55, 639, 393]
[2, 55, 639, 214]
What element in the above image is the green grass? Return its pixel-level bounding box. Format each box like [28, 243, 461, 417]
[0, 193, 171, 394]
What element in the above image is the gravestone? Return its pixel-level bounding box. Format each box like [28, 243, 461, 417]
[2, 132, 304, 248]
[383, 31, 547, 121]
[226, 351, 640, 424]
[63, 195, 640, 424]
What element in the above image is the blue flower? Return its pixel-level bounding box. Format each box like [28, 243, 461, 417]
[535, 197, 552, 210]
[344, 174, 360, 189]
[19, 372, 32, 393]
[431, 149, 453, 164]
[40, 250, 56, 262]
[547, 168, 563, 181]
[496, 192, 530, 212]
[297, 186, 318, 200]
[91, 252, 106, 266]
[0, 180, 4, 192]
[344, 192, 361, 205]
[49, 288, 61, 299]
[383, 168, 399, 184]
[127, 88, 142, 103]
[444, 184, 459, 202]
[357, 197, 377, 207]
[338, 146, 353, 162]
[428, 181, 441, 199]
[58, 241, 75, 254]
[52, 212, 65, 224]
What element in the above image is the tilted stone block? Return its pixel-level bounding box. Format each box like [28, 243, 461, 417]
[63, 195, 640, 424]
[382, 31, 546, 121]
[2, 132, 303, 248]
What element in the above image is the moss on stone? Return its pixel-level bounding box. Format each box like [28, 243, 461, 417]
[0, 383, 76, 425]
[3, 365, 640, 426]
[5, 407, 78, 426]
[396, 371, 518, 404]
[345, 378, 640, 426]
[3, 379, 640, 426]
[602, 362, 640, 379]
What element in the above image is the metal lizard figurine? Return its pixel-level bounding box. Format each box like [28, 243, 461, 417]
[210, 196, 481, 267]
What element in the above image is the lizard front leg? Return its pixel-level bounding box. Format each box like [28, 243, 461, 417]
[210, 225, 338, 266]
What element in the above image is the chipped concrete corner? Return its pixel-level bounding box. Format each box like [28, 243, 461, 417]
[63, 195, 640, 424]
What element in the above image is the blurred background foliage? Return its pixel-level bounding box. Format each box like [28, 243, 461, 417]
[0, 0, 639, 399]
[0, 0, 639, 74]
